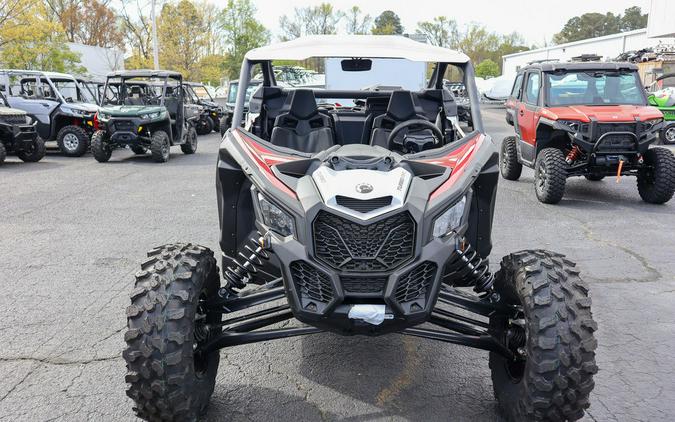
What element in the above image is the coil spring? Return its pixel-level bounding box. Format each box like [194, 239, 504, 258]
[223, 235, 270, 290]
[449, 237, 495, 294]
[566, 145, 582, 164]
[508, 324, 526, 350]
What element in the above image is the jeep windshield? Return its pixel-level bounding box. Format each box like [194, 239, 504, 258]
[546, 70, 646, 106]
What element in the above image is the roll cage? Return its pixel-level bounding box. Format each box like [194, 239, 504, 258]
[101, 70, 183, 107]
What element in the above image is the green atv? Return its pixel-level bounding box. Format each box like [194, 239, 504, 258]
[91, 70, 199, 163]
[648, 73, 675, 145]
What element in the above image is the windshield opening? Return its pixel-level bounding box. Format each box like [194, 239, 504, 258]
[228, 81, 260, 105]
[546, 70, 645, 106]
[192, 85, 213, 101]
[102, 76, 179, 107]
[50, 78, 90, 103]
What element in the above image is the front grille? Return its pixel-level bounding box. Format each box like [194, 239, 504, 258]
[335, 195, 392, 213]
[340, 276, 387, 294]
[596, 123, 636, 136]
[290, 261, 334, 303]
[113, 120, 134, 131]
[395, 261, 437, 303]
[0, 114, 26, 124]
[313, 211, 415, 272]
[594, 123, 638, 150]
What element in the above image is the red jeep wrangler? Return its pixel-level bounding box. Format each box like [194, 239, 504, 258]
[502, 62, 675, 204]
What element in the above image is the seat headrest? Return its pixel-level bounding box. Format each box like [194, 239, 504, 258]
[387, 90, 417, 121]
[288, 89, 318, 119]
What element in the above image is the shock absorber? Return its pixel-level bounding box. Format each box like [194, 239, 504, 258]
[222, 234, 270, 290]
[566, 145, 582, 164]
[446, 236, 495, 295]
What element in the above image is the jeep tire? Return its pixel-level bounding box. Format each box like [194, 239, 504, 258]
[534, 148, 567, 204]
[91, 130, 112, 163]
[196, 116, 214, 136]
[124, 243, 222, 422]
[150, 130, 170, 163]
[17, 136, 46, 162]
[500, 136, 522, 180]
[181, 126, 198, 154]
[637, 147, 675, 204]
[490, 250, 598, 422]
[57, 125, 89, 157]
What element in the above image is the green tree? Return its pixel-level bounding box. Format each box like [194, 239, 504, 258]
[416, 16, 459, 47]
[158, 0, 207, 79]
[371, 10, 403, 35]
[279, 3, 343, 41]
[553, 7, 647, 44]
[475, 59, 500, 78]
[220, 0, 270, 79]
[344, 6, 371, 35]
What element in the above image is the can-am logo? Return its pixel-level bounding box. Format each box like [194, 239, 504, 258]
[355, 183, 373, 194]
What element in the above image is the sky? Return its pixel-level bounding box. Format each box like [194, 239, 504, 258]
[239, 0, 652, 46]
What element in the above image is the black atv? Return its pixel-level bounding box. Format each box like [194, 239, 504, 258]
[0, 90, 45, 164]
[91, 70, 199, 163]
[0, 69, 98, 157]
[185, 82, 224, 135]
[123, 36, 598, 422]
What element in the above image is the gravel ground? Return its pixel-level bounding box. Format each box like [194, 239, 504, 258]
[0, 106, 674, 421]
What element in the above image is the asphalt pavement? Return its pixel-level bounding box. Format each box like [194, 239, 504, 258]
[0, 106, 674, 421]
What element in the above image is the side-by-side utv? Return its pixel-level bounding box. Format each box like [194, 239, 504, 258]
[185, 82, 224, 135]
[91, 70, 199, 163]
[123, 36, 598, 422]
[0, 90, 44, 164]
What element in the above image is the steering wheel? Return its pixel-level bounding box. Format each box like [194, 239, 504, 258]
[387, 119, 444, 151]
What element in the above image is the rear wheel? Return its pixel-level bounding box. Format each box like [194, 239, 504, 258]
[584, 174, 605, 181]
[57, 125, 89, 157]
[637, 147, 675, 204]
[0, 142, 6, 164]
[181, 126, 198, 154]
[150, 130, 170, 163]
[91, 130, 112, 163]
[17, 136, 46, 162]
[500, 136, 522, 180]
[490, 250, 598, 422]
[124, 243, 221, 422]
[660, 123, 675, 145]
[534, 148, 567, 204]
[196, 116, 214, 135]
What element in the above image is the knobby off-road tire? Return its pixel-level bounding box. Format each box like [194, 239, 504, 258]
[584, 174, 605, 182]
[490, 250, 598, 422]
[212, 116, 220, 133]
[57, 124, 89, 157]
[131, 146, 147, 155]
[150, 130, 170, 163]
[0, 142, 6, 164]
[181, 126, 198, 154]
[91, 130, 112, 163]
[17, 136, 46, 162]
[219, 115, 229, 137]
[637, 147, 675, 204]
[124, 243, 222, 422]
[534, 148, 567, 204]
[500, 136, 523, 180]
[195, 116, 213, 136]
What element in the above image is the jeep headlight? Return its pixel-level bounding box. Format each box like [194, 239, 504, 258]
[432, 195, 467, 238]
[140, 111, 161, 120]
[257, 194, 295, 237]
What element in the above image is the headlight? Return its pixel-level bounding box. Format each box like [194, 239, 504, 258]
[257, 194, 295, 237]
[558, 120, 583, 132]
[140, 112, 161, 120]
[98, 112, 110, 121]
[63, 107, 86, 117]
[25, 115, 33, 124]
[641, 118, 663, 131]
[432, 195, 467, 238]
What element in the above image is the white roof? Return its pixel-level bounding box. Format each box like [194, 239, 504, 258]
[245, 35, 470, 64]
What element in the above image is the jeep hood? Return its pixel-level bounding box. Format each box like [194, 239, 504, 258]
[0, 106, 26, 116]
[544, 105, 663, 123]
[100, 105, 164, 116]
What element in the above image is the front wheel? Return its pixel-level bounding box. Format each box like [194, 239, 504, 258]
[660, 123, 675, 145]
[490, 250, 598, 422]
[637, 147, 675, 204]
[150, 130, 170, 163]
[57, 125, 90, 157]
[124, 243, 222, 422]
[196, 116, 214, 135]
[181, 126, 198, 154]
[17, 136, 46, 162]
[534, 148, 567, 204]
[91, 130, 112, 163]
[500, 136, 522, 180]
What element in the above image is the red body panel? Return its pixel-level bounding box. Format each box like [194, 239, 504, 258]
[542, 105, 663, 123]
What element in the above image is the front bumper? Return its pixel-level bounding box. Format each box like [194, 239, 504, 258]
[102, 119, 149, 145]
[0, 122, 38, 150]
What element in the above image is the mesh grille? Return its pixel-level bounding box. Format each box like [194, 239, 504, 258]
[290, 261, 334, 303]
[340, 276, 387, 294]
[0, 114, 26, 124]
[313, 211, 415, 272]
[395, 262, 437, 303]
[335, 196, 392, 213]
[113, 120, 134, 131]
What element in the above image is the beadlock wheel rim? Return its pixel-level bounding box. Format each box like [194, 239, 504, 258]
[63, 133, 79, 151]
[666, 127, 675, 142]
